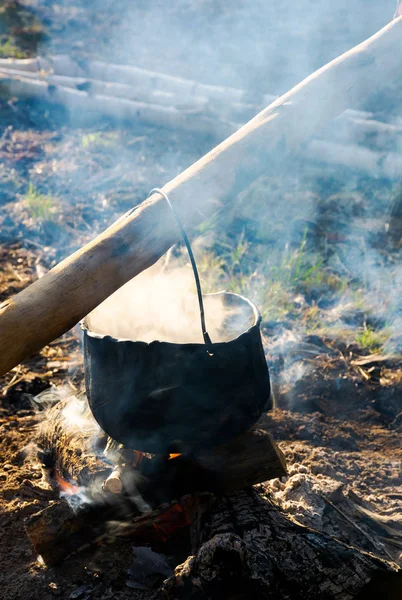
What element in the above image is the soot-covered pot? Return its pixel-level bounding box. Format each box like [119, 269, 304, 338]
[82, 291, 271, 454]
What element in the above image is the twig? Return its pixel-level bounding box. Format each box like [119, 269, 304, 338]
[320, 494, 395, 562]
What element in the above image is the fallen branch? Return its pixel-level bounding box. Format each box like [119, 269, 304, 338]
[1, 17, 402, 376]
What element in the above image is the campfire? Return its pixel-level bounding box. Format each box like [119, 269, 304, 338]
[28, 257, 286, 566]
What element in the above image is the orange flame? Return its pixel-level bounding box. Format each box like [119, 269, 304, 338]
[55, 471, 80, 496]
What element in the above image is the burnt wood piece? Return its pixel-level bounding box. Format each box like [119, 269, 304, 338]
[37, 398, 112, 487]
[26, 497, 116, 566]
[1, 17, 402, 377]
[194, 428, 286, 493]
[165, 488, 402, 600]
[25, 496, 175, 567]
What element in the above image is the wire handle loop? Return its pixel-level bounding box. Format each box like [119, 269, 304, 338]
[148, 188, 212, 345]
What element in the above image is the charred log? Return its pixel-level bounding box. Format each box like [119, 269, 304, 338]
[25, 495, 183, 567]
[165, 488, 402, 600]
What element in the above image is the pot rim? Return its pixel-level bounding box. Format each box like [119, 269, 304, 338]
[80, 290, 262, 346]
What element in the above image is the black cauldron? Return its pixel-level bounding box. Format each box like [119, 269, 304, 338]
[82, 189, 271, 454]
[82, 291, 270, 454]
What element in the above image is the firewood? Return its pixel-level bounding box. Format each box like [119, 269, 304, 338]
[29, 420, 286, 565]
[103, 468, 123, 494]
[25, 495, 168, 566]
[0, 75, 235, 137]
[3, 56, 402, 151]
[164, 488, 402, 600]
[135, 428, 286, 507]
[1, 17, 402, 377]
[38, 398, 287, 499]
[26, 496, 109, 566]
[0, 67, 255, 117]
[195, 428, 287, 493]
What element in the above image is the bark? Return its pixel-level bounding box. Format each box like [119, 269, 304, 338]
[165, 488, 401, 600]
[1, 17, 402, 377]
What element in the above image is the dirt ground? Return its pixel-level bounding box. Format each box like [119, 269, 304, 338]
[1, 1, 402, 599]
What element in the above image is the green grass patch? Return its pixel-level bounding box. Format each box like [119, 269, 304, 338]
[0, 38, 27, 58]
[24, 183, 59, 222]
[260, 282, 297, 322]
[81, 131, 120, 149]
[355, 324, 390, 353]
[272, 231, 346, 294]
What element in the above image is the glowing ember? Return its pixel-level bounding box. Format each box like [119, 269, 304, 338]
[153, 503, 190, 541]
[168, 453, 181, 460]
[133, 449, 145, 468]
[55, 471, 80, 496]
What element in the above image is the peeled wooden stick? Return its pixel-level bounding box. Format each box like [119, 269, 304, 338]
[1, 17, 402, 377]
[103, 468, 123, 494]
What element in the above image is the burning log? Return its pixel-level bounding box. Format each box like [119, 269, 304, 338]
[165, 488, 402, 600]
[25, 494, 180, 566]
[1, 17, 402, 377]
[28, 423, 286, 565]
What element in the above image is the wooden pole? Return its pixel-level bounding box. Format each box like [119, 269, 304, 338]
[1, 17, 402, 377]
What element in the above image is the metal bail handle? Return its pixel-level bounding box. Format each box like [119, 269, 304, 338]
[148, 188, 212, 345]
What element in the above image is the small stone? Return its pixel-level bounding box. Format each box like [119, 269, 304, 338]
[48, 582, 61, 596]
